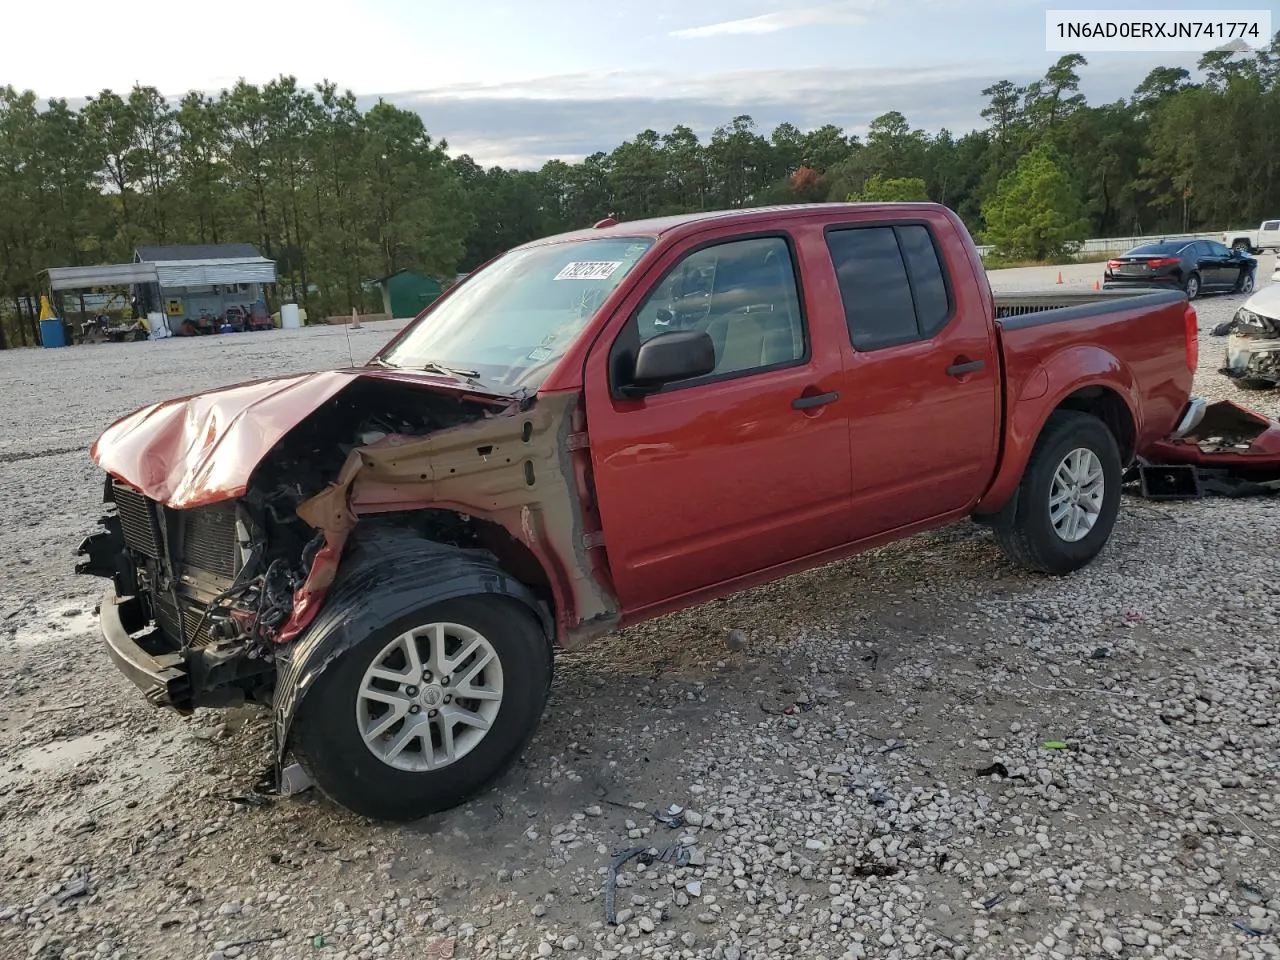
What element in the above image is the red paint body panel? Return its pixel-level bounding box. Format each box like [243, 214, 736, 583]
[1144, 401, 1280, 466]
[975, 301, 1194, 515]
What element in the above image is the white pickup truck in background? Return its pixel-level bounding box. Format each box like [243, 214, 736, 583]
[1223, 220, 1280, 254]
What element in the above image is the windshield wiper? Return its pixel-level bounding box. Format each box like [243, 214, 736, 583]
[419, 361, 481, 381]
[370, 357, 480, 381]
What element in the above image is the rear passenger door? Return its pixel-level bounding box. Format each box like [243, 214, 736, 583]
[822, 218, 1001, 539]
[1197, 241, 1233, 289]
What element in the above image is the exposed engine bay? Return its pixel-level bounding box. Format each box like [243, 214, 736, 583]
[79, 379, 495, 712]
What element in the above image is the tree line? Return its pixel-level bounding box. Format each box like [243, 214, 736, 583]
[1, 36, 1277, 348]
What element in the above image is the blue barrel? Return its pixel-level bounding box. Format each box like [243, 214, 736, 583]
[40, 318, 67, 348]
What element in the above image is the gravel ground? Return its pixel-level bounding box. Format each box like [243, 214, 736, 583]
[1, 262, 1277, 960]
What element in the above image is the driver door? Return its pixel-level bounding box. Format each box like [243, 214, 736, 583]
[582, 230, 853, 616]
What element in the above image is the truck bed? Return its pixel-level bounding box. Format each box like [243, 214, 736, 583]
[992, 287, 1162, 320]
[994, 287, 1194, 458]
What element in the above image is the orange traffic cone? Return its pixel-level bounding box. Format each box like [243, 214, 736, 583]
[350, 307, 361, 331]
[1056, 271, 1064, 284]
[1094, 280, 1101, 290]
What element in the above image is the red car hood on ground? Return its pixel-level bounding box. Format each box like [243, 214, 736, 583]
[90, 367, 515, 510]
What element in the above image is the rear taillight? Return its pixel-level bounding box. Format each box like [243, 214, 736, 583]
[1147, 257, 1180, 269]
[1184, 303, 1198, 371]
[1107, 259, 1121, 269]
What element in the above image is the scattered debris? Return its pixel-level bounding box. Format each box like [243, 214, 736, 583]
[53, 870, 91, 904]
[423, 936, 456, 957]
[976, 762, 1021, 779]
[725, 629, 747, 652]
[1042, 741, 1069, 750]
[605, 847, 650, 925]
[605, 842, 693, 923]
[278, 762, 314, 796]
[851, 863, 896, 877]
[219, 791, 273, 808]
[652, 808, 685, 829]
[225, 930, 287, 949]
[1237, 880, 1269, 904]
[1233, 919, 1268, 937]
[1132, 400, 1280, 499]
[982, 891, 1008, 910]
[2, 603, 30, 622]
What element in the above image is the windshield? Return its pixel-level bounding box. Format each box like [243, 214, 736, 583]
[380, 236, 654, 392]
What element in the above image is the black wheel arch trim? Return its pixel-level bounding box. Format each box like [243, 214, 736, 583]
[270, 533, 553, 773]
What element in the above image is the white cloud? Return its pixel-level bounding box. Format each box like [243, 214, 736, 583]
[670, 1, 879, 39]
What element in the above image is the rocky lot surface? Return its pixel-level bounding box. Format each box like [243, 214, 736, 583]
[1, 262, 1277, 960]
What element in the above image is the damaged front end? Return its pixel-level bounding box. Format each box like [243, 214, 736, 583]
[78, 369, 619, 717]
[1220, 293, 1280, 389]
[77, 478, 293, 711]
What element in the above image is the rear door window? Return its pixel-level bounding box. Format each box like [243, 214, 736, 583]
[1262, 220, 1280, 231]
[825, 223, 954, 351]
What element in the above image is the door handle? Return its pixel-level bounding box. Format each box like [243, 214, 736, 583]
[946, 359, 985, 377]
[792, 391, 839, 410]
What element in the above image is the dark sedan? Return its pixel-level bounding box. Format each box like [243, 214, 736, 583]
[1103, 238, 1257, 300]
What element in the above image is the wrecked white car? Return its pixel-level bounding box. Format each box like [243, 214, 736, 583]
[1222, 280, 1280, 390]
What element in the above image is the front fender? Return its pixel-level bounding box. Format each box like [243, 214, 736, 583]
[978, 345, 1139, 515]
[271, 533, 551, 768]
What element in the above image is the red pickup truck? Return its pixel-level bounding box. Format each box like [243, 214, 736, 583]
[78, 203, 1199, 820]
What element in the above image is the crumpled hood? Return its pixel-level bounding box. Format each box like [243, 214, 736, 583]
[1244, 282, 1280, 321]
[90, 368, 513, 510]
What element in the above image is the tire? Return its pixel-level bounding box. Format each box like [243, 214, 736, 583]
[1183, 272, 1201, 300]
[1236, 272, 1255, 295]
[992, 410, 1122, 575]
[292, 595, 552, 821]
[1231, 239, 1252, 253]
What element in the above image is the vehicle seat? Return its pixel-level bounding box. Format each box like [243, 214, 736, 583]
[702, 247, 801, 373]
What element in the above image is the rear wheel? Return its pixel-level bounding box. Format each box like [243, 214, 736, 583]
[992, 411, 1122, 575]
[292, 596, 552, 821]
[1184, 272, 1201, 300]
[1231, 239, 1254, 254]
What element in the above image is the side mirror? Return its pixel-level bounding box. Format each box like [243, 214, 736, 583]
[625, 330, 716, 395]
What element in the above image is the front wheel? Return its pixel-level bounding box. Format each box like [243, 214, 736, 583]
[291, 596, 552, 821]
[1236, 272, 1255, 295]
[1184, 272, 1201, 300]
[992, 410, 1122, 575]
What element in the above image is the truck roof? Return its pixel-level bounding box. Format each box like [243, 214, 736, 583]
[516, 202, 951, 249]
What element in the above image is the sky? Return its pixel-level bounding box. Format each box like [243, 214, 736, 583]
[8, 0, 1269, 168]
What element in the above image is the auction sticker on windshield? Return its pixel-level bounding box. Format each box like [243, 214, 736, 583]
[555, 261, 622, 281]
